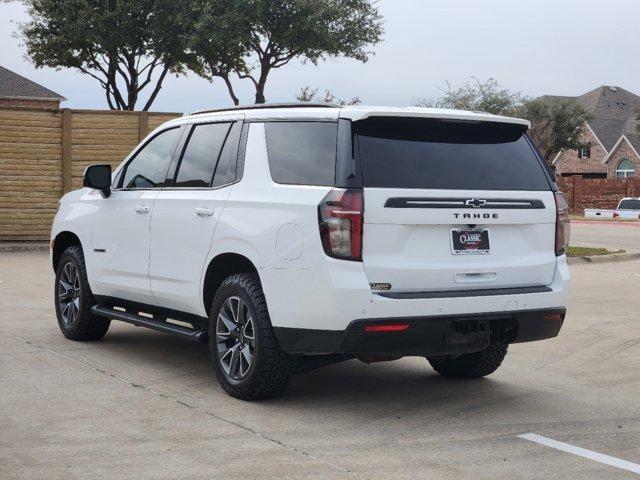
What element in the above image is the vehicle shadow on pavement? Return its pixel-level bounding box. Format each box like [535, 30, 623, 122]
[92, 327, 534, 422]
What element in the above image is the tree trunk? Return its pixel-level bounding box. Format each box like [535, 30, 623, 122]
[142, 67, 169, 111]
[254, 65, 270, 104]
[221, 74, 240, 106]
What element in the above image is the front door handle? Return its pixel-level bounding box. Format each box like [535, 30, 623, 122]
[195, 207, 215, 217]
[134, 205, 150, 214]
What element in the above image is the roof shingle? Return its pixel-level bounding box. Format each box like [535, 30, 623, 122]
[539, 86, 640, 152]
[0, 66, 65, 101]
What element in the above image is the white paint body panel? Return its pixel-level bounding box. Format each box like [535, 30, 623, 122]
[149, 187, 232, 313]
[362, 189, 558, 293]
[52, 105, 568, 334]
[90, 189, 159, 303]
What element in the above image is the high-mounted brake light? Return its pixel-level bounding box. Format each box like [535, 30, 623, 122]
[364, 323, 410, 333]
[318, 189, 364, 261]
[554, 192, 570, 256]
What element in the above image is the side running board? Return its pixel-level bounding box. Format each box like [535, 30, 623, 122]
[91, 305, 209, 343]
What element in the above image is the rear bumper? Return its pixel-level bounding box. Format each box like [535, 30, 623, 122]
[275, 307, 566, 355]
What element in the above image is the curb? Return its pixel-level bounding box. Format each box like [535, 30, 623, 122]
[0, 242, 49, 253]
[568, 251, 640, 265]
[571, 220, 640, 227]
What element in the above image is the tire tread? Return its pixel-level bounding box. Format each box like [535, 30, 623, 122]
[210, 273, 293, 400]
[55, 245, 110, 341]
[428, 341, 508, 379]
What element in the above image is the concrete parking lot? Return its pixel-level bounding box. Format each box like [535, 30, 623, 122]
[572, 221, 640, 252]
[1, 251, 639, 479]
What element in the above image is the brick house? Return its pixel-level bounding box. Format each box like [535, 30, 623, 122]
[544, 86, 639, 179]
[0, 66, 65, 108]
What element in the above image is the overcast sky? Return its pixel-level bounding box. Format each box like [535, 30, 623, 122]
[1, 0, 639, 113]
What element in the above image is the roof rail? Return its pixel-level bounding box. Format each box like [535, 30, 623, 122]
[189, 102, 341, 116]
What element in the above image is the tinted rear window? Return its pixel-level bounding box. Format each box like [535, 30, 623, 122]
[265, 122, 337, 186]
[618, 199, 640, 210]
[357, 118, 551, 191]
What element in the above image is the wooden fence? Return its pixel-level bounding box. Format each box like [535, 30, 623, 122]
[0, 106, 180, 241]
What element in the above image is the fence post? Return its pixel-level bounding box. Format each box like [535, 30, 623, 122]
[138, 112, 149, 142]
[61, 108, 72, 194]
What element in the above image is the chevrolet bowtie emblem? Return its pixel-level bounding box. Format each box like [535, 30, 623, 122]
[465, 198, 487, 208]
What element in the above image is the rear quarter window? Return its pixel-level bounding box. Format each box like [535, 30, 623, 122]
[357, 117, 551, 191]
[265, 122, 337, 186]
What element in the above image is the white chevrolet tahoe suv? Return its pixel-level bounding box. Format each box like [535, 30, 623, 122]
[51, 103, 570, 400]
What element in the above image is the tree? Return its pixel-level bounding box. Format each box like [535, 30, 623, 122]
[295, 85, 361, 105]
[520, 99, 591, 162]
[21, 0, 194, 110]
[187, 0, 250, 106]
[414, 77, 524, 116]
[191, 0, 383, 105]
[415, 77, 591, 163]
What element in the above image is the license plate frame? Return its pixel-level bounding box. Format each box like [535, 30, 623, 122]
[450, 228, 491, 255]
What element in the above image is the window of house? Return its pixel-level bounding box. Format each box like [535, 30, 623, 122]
[615, 158, 636, 178]
[579, 146, 591, 159]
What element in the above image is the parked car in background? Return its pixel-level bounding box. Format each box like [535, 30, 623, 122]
[584, 198, 640, 219]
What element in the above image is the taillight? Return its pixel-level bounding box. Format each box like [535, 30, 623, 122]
[554, 192, 570, 256]
[318, 188, 364, 261]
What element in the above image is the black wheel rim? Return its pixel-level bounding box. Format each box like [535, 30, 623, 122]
[58, 261, 81, 326]
[216, 296, 255, 380]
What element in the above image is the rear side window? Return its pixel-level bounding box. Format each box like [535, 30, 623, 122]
[357, 118, 551, 191]
[174, 123, 232, 188]
[212, 122, 242, 187]
[265, 122, 337, 186]
[618, 199, 640, 210]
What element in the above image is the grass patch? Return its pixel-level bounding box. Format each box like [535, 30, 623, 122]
[566, 246, 625, 257]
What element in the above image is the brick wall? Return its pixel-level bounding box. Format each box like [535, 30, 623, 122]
[605, 138, 640, 178]
[553, 124, 608, 176]
[556, 177, 640, 213]
[0, 97, 61, 109]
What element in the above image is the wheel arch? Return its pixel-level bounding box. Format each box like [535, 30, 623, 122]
[52, 231, 83, 271]
[202, 252, 260, 314]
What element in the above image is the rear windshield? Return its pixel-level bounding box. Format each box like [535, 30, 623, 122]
[618, 199, 640, 210]
[357, 117, 551, 191]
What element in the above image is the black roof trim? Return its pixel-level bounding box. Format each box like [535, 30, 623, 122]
[190, 102, 341, 116]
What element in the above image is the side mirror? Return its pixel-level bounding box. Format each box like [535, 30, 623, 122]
[83, 164, 112, 198]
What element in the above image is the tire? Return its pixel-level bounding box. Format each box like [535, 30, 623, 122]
[427, 341, 508, 379]
[209, 273, 294, 400]
[54, 245, 110, 341]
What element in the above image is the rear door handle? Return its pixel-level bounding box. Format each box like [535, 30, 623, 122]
[134, 205, 150, 214]
[194, 207, 215, 217]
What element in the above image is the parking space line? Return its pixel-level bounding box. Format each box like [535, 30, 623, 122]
[519, 433, 640, 475]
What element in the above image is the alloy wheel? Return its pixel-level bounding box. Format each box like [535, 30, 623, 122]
[216, 296, 256, 380]
[58, 261, 81, 326]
